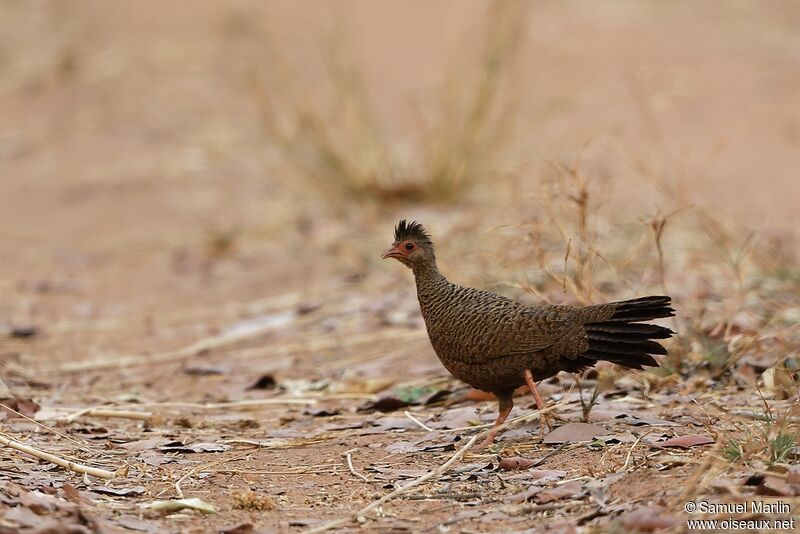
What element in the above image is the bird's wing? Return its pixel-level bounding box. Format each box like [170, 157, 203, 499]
[447, 302, 580, 359]
[496, 305, 581, 356]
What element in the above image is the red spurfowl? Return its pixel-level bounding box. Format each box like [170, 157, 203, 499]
[383, 220, 675, 447]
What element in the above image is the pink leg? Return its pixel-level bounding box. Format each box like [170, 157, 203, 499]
[524, 369, 553, 434]
[477, 391, 513, 449]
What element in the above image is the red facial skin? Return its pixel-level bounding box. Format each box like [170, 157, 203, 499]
[381, 240, 417, 261]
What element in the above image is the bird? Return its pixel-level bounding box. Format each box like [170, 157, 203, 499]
[382, 220, 675, 447]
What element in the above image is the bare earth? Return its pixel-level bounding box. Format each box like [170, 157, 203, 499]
[1, 2, 799, 533]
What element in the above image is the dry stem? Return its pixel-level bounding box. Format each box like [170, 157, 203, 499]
[64, 407, 155, 423]
[0, 433, 117, 479]
[404, 410, 434, 432]
[343, 449, 369, 483]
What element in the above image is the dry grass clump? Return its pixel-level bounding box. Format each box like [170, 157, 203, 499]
[251, 0, 526, 204]
[503, 162, 800, 467]
[723, 411, 800, 467]
[491, 153, 800, 384]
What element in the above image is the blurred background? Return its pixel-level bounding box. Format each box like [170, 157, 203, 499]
[1, 0, 798, 349]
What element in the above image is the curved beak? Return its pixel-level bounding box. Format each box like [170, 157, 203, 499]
[381, 245, 403, 260]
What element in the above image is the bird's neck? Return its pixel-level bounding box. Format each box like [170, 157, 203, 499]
[412, 261, 447, 295]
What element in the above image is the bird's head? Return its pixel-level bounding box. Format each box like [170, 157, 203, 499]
[381, 220, 435, 269]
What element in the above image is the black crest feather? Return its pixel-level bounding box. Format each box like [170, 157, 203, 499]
[394, 220, 431, 244]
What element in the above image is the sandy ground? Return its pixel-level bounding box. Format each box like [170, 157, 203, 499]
[1, 1, 799, 533]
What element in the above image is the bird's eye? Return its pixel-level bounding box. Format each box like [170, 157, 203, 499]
[404, 242, 415, 251]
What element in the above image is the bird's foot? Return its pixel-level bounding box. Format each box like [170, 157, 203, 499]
[476, 428, 500, 449]
[539, 410, 554, 436]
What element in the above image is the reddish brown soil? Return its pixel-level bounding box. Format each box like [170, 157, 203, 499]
[2, 2, 799, 533]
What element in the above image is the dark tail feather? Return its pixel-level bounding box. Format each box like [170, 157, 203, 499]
[582, 296, 675, 371]
[597, 295, 674, 322]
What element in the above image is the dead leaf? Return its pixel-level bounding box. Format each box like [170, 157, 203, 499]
[430, 406, 488, 429]
[90, 485, 146, 497]
[360, 396, 412, 412]
[9, 324, 38, 338]
[219, 523, 256, 534]
[758, 465, 800, 496]
[371, 416, 422, 431]
[0, 377, 11, 398]
[507, 486, 543, 503]
[302, 407, 340, 417]
[183, 363, 228, 375]
[0, 397, 40, 419]
[530, 469, 567, 481]
[247, 374, 277, 390]
[499, 456, 539, 471]
[596, 433, 637, 444]
[503, 469, 567, 483]
[150, 497, 217, 514]
[788, 464, 800, 484]
[120, 437, 173, 451]
[114, 515, 161, 532]
[61, 484, 82, 504]
[536, 480, 584, 503]
[620, 504, 680, 531]
[288, 518, 324, 527]
[762, 365, 795, 400]
[160, 441, 231, 453]
[19, 490, 59, 513]
[368, 466, 429, 480]
[652, 434, 714, 449]
[4, 506, 45, 529]
[613, 413, 677, 426]
[543, 423, 608, 444]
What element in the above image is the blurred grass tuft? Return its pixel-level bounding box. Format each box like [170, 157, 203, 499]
[251, 0, 526, 204]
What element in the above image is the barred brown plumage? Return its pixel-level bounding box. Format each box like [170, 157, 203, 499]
[382, 220, 676, 447]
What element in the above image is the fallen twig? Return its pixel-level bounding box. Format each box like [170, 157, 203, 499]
[343, 449, 369, 482]
[404, 410, 434, 432]
[0, 433, 117, 479]
[64, 408, 155, 423]
[729, 409, 800, 423]
[302, 433, 481, 533]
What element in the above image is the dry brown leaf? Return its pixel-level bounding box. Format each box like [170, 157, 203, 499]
[543, 423, 608, 444]
[620, 504, 680, 531]
[119, 437, 173, 452]
[219, 523, 257, 534]
[528, 469, 568, 481]
[150, 498, 217, 514]
[0, 397, 40, 419]
[507, 486, 543, 504]
[535, 481, 584, 503]
[499, 456, 538, 471]
[758, 466, 800, 496]
[90, 486, 146, 497]
[61, 484, 82, 505]
[246, 374, 277, 390]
